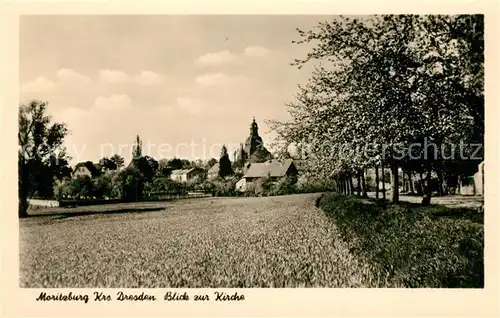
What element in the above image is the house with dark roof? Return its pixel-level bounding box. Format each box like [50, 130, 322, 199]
[73, 161, 101, 179]
[170, 168, 205, 182]
[239, 159, 298, 191]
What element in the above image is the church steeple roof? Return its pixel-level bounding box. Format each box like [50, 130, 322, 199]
[250, 117, 258, 135]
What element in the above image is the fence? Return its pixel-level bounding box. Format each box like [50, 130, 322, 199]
[55, 191, 212, 207]
[27, 199, 60, 208]
[143, 192, 213, 201]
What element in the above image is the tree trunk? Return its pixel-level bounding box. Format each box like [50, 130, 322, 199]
[18, 162, 30, 218]
[348, 174, 355, 195]
[442, 176, 448, 195]
[381, 165, 386, 200]
[19, 197, 29, 218]
[422, 169, 432, 205]
[345, 175, 350, 195]
[361, 168, 368, 198]
[391, 160, 399, 204]
[375, 165, 380, 199]
[402, 171, 406, 192]
[418, 172, 424, 195]
[356, 170, 362, 196]
[435, 168, 444, 196]
[408, 172, 414, 194]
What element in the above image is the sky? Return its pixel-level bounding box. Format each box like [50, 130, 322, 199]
[19, 15, 325, 165]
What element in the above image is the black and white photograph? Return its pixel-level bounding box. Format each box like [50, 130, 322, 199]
[17, 13, 485, 290]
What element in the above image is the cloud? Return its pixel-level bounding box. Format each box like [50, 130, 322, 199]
[99, 69, 165, 86]
[99, 69, 130, 83]
[196, 47, 271, 66]
[195, 73, 248, 87]
[91, 94, 132, 112]
[54, 94, 133, 129]
[20, 76, 56, 94]
[176, 97, 204, 116]
[196, 50, 238, 66]
[244, 46, 272, 58]
[21, 69, 90, 98]
[57, 68, 91, 85]
[55, 106, 89, 125]
[133, 71, 165, 85]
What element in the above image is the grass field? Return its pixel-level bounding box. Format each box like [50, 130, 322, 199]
[319, 193, 484, 288]
[19, 193, 379, 288]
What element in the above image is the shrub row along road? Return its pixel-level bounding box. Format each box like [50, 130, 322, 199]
[20, 193, 377, 288]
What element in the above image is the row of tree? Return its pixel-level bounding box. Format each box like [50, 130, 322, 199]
[269, 15, 484, 205]
[17, 102, 251, 217]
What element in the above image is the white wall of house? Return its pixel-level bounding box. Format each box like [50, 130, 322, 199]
[473, 161, 484, 196]
[235, 178, 246, 192]
[171, 170, 203, 182]
[208, 172, 218, 179]
[170, 174, 184, 182]
[73, 166, 91, 178]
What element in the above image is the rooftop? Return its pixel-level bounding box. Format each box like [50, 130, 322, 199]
[243, 159, 296, 178]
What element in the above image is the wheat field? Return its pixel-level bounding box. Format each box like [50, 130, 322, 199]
[19, 193, 377, 288]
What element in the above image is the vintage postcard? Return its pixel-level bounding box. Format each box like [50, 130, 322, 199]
[1, 1, 499, 317]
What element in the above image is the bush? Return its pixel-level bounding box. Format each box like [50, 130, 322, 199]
[92, 172, 114, 199]
[253, 176, 273, 196]
[69, 175, 94, 199]
[200, 176, 239, 197]
[185, 174, 207, 191]
[53, 179, 72, 200]
[119, 167, 144, 201]
[145, 177, 186, 195]
[296, 174, 335, 193]
[53, 172, 122, 200]
[271, 175, 298, 195]
[318, 193, 484, 288]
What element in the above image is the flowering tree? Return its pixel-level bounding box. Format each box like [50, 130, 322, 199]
[269, 15, 483, 204]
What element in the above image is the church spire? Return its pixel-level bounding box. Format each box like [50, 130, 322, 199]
[250, 117, 258, 136]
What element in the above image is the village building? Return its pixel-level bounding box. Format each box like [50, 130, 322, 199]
[237, 159, 299, 192]
[235, 178, 247, 192]
[170, 168, 205, 182]
[474, 161, 485, 196]
[73, 161, 101, 179]
[459, 161, 485, 196]
[207, 163, 220, 180]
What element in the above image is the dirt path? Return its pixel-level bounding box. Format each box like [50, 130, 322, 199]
[19, 193, 378, 288]
[366, 191, 484, 209]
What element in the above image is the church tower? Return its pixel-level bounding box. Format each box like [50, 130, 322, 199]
[250, 117, 259, 136]
[244, 117, 264, 158]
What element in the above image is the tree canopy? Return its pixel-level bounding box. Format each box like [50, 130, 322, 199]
[218, 145, 234, 178]
[269, 15, 483, 204]
[18, 100, 70, 217]
[110, 154, 125, 169]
